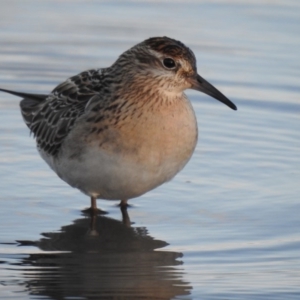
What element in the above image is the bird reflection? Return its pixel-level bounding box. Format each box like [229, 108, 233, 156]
[17, 210, 192, 299]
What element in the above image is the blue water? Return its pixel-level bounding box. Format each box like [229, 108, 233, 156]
[0, 1, 299, 299]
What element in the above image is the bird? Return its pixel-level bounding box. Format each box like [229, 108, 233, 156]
[0, 36, 237, 214]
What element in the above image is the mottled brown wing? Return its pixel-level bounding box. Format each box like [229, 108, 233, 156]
[20, 69, 104, 156]
[0, 69, 105, 156]
[28, 87, 91, 155]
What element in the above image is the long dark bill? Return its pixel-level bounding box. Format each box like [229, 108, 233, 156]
[191, 74, 237, 110]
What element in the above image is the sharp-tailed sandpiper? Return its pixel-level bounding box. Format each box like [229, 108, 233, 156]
[0, 36, 237, 213]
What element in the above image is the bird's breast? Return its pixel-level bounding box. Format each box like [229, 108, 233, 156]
[55, 94, 198, 199]
[98, 95, 198, 180]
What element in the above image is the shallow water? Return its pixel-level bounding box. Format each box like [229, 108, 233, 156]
[0, 0, 300, 299]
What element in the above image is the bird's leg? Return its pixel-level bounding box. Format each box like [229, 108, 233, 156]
[120, 205, 131, 227]
[119, 199, 129, 208]
[82, 196, 107, 215]
[91, 196, 97, 211]
[119, 199, 131, 226]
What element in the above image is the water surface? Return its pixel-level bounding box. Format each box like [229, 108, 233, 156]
[0, 1, 300, 299]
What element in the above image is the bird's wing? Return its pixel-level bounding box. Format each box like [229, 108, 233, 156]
[2, 69, 104, 156]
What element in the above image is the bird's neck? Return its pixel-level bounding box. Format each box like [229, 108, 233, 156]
[112, 72, 183, 106]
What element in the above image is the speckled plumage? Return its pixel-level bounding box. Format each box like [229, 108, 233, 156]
[0, 36, 236, 212]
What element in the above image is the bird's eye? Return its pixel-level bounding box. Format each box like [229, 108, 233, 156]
[163, 58, 176, 69]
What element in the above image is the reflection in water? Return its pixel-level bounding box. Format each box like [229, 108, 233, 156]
[17, 212, 192, 299]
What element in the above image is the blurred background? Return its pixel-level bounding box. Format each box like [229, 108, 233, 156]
[0, 1, 299, 299]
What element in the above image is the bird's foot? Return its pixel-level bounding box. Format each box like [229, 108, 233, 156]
[117, 199, 132, 209]
[82, 207, 108, 215]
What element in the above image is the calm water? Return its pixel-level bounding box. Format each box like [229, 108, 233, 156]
[0, 1, 300, 299]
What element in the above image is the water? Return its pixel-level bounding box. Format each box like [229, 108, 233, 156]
[0, 0, 299, 299]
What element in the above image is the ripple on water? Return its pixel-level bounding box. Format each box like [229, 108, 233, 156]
[0, 1, 300, 299]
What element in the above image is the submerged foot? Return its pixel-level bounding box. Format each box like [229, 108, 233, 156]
[118, 199, 131, 208]
[118, 199, 133, 226]
[82, 196, 108, 215]
[82, 206, 108, 215]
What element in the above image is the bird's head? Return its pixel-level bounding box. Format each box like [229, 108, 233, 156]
[115, 36, 237, 110]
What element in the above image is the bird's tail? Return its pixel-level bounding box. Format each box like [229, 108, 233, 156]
[0, 88, 48, 101]
[0, 88, 48, 127]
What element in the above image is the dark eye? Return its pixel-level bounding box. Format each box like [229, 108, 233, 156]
[163, 58, 176, 69]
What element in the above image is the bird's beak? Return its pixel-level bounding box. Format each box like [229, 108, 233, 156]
[190, 74, 237, 110]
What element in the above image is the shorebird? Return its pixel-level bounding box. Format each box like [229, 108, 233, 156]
[0, 36, 237, 213]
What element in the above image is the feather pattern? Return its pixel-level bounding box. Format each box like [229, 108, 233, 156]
[1, 69, 109, 155]
[0, 36, 236, 207]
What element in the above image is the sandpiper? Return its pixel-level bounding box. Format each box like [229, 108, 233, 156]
[0, 36, 236, 213]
